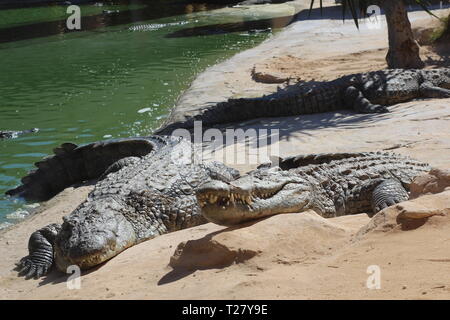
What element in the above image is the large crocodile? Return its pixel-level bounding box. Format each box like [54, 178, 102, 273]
[0, 128, 39, 140]
[10, 135, 239, 279]
[156, 68, 450, 134]
[196, 152, 431, 226]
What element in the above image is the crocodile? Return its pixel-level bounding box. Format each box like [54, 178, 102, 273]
[10, 135, 239, 279]
[196, 152, 431, 226]
[156, 68, 450, 135]
[0, 128, 39, 140]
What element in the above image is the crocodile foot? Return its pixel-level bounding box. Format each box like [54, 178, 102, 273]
[372, 179, 409, 213]
[15, 254, 52, 279]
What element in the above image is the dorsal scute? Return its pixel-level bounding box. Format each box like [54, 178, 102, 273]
[278, 152, 372, 170]
[5, 136, 172, 202]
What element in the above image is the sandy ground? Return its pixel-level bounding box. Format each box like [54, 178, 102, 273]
[1, 183, 450, 300]
[1, 2, 450, 299]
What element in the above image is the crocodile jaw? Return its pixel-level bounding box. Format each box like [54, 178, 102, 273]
[54, 201, 137, 271]
[54, 238, 134, 272]
[196, 176, 312, 226]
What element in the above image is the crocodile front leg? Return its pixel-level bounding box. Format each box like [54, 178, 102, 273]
[419, 82, 450, 99]
[345, 86, 389, 113]
[371, 179, 409, 213]
[16, 223, 61, 279]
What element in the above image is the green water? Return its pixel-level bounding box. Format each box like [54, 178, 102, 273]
[0, 0, 297, 227]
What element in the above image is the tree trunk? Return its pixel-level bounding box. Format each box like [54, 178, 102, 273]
[443, 13, 450, 40]
[382, 0, 424, 69]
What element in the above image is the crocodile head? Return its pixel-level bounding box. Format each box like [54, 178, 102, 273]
[196, 167, 313, 226]
[54, 197, 136, 271]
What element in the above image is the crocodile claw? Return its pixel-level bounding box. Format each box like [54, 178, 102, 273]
[16, 255, 51, 279]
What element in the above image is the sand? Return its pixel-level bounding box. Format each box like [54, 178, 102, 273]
[1, 181, 449, 300]
[1, 1, 450, 299]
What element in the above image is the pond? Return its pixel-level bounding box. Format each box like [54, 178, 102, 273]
[0, 0, 299, 227]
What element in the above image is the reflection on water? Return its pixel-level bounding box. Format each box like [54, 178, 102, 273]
[0, 1, 224, 43]
[166, 14, 297, 37]
[0, 0, 298, 226]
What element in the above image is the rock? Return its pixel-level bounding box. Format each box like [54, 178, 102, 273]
[251, 66, 290, 83]
[410, 168, 450, 199]
[355, 190, 450, 239]
[169, 210, 349, 271]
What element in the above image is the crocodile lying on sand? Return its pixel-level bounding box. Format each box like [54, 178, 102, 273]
[0, 128, 38, 140]
[9, 136, 432, 278]
[156, 68, 450, 134]
[197, 152, 431, 226]
[9, 136, 239, 279]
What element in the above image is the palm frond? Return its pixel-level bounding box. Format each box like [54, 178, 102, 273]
[414, 0, 441, 19]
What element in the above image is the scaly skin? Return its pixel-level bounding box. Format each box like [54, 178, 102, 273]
[6, 135, 170, 202]
[156, 68, 450, 134]
[196, 152, 431, 226]
[12, 136, 239, 279]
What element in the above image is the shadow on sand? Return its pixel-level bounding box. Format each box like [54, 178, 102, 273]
[158, 218, 266, 285]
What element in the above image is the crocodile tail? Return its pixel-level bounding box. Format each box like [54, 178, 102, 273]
[5, 137, 161, 202]
[276, 152, 368, 170]
[276, 152, 431, 176]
